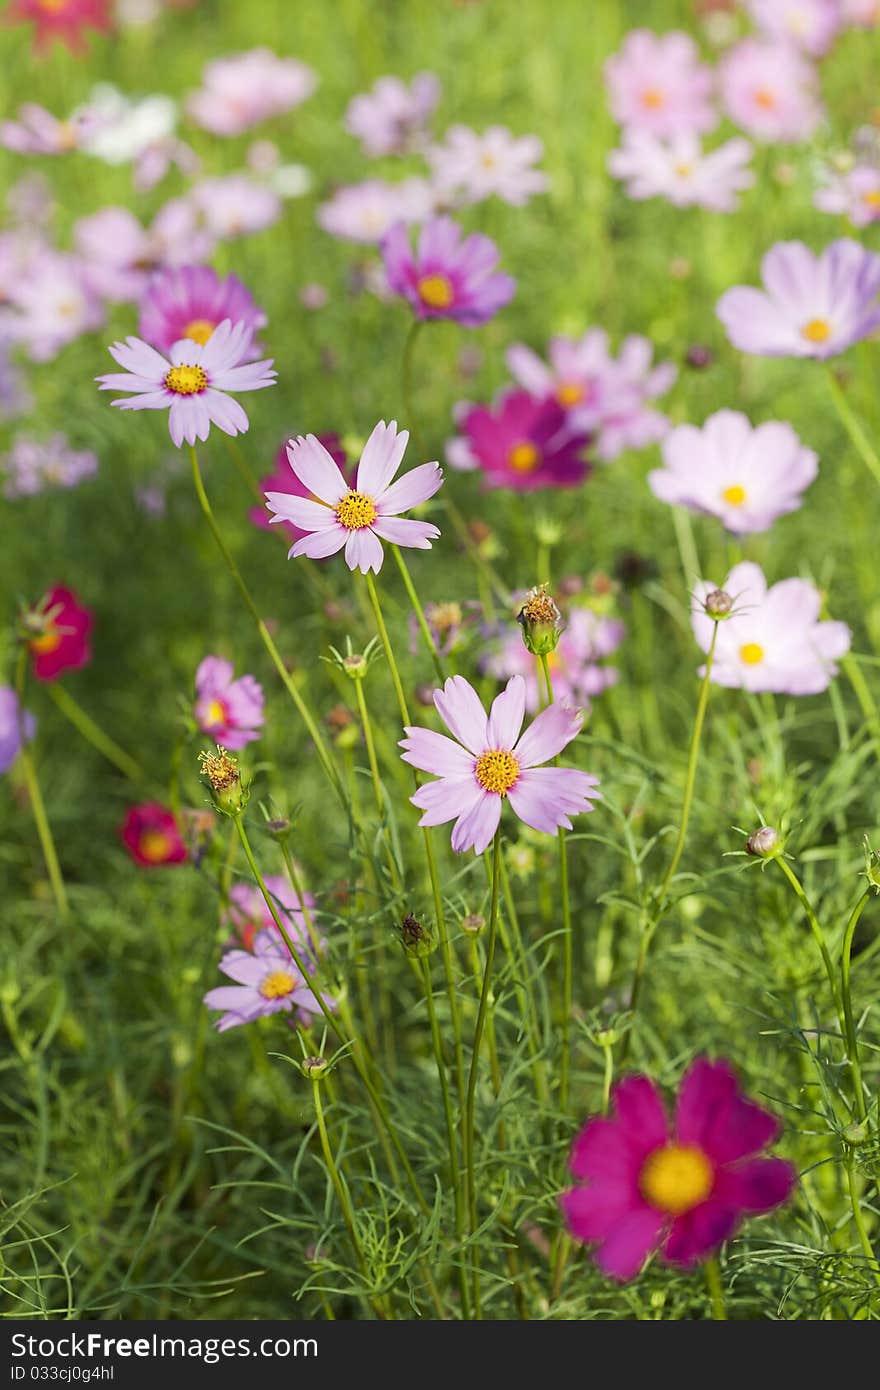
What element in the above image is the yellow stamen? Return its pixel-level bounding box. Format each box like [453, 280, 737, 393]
[754, 87, 777, 110]
[417, 274, 455, 309]
[740, 642, 764, 665]
[182, 318, 216, 346]
[336, 490, 377, 530]
[863, 191, 880, 209]
[205, 699, 227, 726]
[674, 162, 693, 179]
[139, 830, 173, 863]
[801, 318, 831, 343]
[164, 364, 207, 395]
[29, 630, 62, 655]
[508, 441, 540, 473]
[721, 484, 747, 506]
[640, 1144, 714, 1216]
[556, 382, 585, 408]
[474, 748, 520, 796]
[198, 746, 239, 791]
[259, 969, 297, 1000]
[641, 87, 665, 109]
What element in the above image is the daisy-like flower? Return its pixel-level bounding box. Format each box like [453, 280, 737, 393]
[746, 0, 841, 56]
[381, 217, 515, 325]
[482, 608, 624, 714]
[0, 686, 36, 775]
[79, 89, 177, 166]
[265, 421, 442, 575]
[7, 0, 112, 53]
[814, 164, 880, 227]
[604, 29, 717, 137]
[4, 249, 104, 362]
[1, 102, 100, 156]
[204, 928, 330, 1032]
[190, 176, 282, 240]
[560, 1058, 796, 1282]
[345, 72, 440, 157]
[2, 433, 97, 499]
[843, 0, 880, 24]
[120, 802, 187, 867]
[24, 585, 93, 682]
[317, 178, 435, 244]
[719, 38, 822, 142]
[426, 125, 549, 207]
[692, 561, 851, 694]
[193, 656, 264, 750]
[96, 319, 277, 448]
[74, 204, 215, 304]
[608, 132, 754, 212]
[649, 409, 818, 533]
[225, 876, 321, 956]
[186, 49, 317, 137]
[716, 239, 880, 359]
[401, 674, 599, 854]
[250, 433, 350, 538]
[452, 392, 590, 491]
[138, 265, 267, 358]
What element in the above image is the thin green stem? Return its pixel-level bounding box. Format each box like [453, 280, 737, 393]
[705, 1256, 728, 1320]
[774, 856, 844, 1029]
[844, 1150, 880, 1283]
[827, 369, 880, 490]
[392, 545, 446, 684]
[14, 652, 69, 923]
[841, 889, 870, 1124]
[540, 653, 573, 1112]
[48, 684, 142, 781]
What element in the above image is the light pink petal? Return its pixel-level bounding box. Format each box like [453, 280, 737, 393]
[513, 701, 583, 767]
[411, 776, 481, 827]
[433, 674, 489, 754]
[370, 516, 440, 548]
[357, 419, 409, 495]
[376, 461, 443, 514]
[107, 337, 169, 379]
[400, 727, 474, 776]
[507, 766, 598, 835]
[486, 675, 526, 749]
[291, 526, 348, 560]
[287, 434, 348, 505]
[344, 526, 385, 574]
[195, 655, 233, 694]
[450, 789, 501, 854]
[265, 493, 337, 531]
[204, 390, 249, 437]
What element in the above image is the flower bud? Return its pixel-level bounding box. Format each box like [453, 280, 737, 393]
[342, 652, 368, 680]
[863, 841, 880, 892]
[517, 585, 563, 657]
[685, 345, 713, 370]
[300, 1055, 329, 1080]
[843, 1121, 869, 1146]
[745, 826, 780, 859]
[198, 747, 248, 816]
[704, 588, 733, 620]
[399, 911, 435, 958]
[461, 912, 485, 935]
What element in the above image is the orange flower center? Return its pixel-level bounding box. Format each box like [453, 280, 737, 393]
[641, 87, 665, 109]
[556, 381, 585, 408]
[417, 274, 455, 309]
[721, 483, 747, 506]
[640, 1144, 714, 1215]
[801, 318, 831, 343]
[335, 490, 377, 530]
[259, 969, 297, 1000]
[139, 830, 173, 863]
[205, 699, 227, 727]
[182, 318, 217, 346]
[164, 364, 207, 395]
[863, 191, 880, 210]
[29, 630, 62, 655]
[474, 748, 519, 795]
[740, 642, 764, 665]
[508, 441, 540, 473]
[754, 87, 777, 110]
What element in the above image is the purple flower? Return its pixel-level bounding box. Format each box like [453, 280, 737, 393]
[716, 239, 880, 359]
[400, 673, 600, 854]
[204, 928, 330, 1033]
[73, 204, 215, 303]
[4, 250, 103, 361]
[608, 132, 754, 212]
[345, 72, 440, 157]
[224, 876, 321, 959]
[482, 607, 624, 714]
[265, 421, 442, 575]
[426, 125, 548, 207]
[381, 217, 515, 325]
[187, 49, 317, 136]
[746, 0, 841, 56]
[1, 102, 100, 155]
[452, 391, 590, 491]
[97, 319, 276, 448]
[138, 264, 267, 357]
[604, 30, 717, 137]
[0, 685, 36, 774]
[2, 432, 97, 499]
[719, 39, 822, 143]
[193, 656, 265, 750]
[814, 164, 880, 227]
[317, 178, 435, 244]
[692, 561, 851, 694]
[649, 409, 818, 533]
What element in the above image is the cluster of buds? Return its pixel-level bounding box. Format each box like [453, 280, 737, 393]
[398, 911, 435, 959]
[198, 746, 248, 816]
[517, 584, 563, 657]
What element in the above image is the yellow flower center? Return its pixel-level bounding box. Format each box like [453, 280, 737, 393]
[335, 490, 377, 530]
[508, 441, 540, 473]
[259, 969, 297, 1000]
[29, 630, 62, 655]
[139, 830, 173, 863]
[480, 151, 497, 169]
[721, 483, 747, 506]
[641, 87, 665, 109]
[640, 1144, 714, 1216]
[182, 318, 217, 346]
[556, 381, 585, 408]
[675, 163, 693, 180]
[474, 748, 520, 795]
[801, 318, 831, 343]
[164, 364, 207, 395]
[39, 0, 68, 10]
[754, 87, 777, 110]
[417, 274, 455, 309]
[863, 191, 880, 209]
[205, 699, 227, 726]
[740, 642, 764, 665]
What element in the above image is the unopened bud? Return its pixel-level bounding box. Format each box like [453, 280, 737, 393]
[843, 1121, 869, 1146]
[265, 816, 291, 839]
[517, 584, 563, 657]
[198, 747, 248, 816]
[746, 826, 780, 859]
[686, 345, 713, 370]
[863, 841, 880, 892]
[461, 913, 485, 935]
[300, 1055, 329, 1080]
[704, 588, 733, 620]
[342, 652, 368, 680]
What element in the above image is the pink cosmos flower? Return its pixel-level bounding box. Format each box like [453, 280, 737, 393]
[4, 250, 103, 362]
[842, 0, 880, 23]
[193, 656, 264, 750]
[719, 39, 823, 142]
[190, 177, 282, 241]
[97, 319, 277, 448]
[138, 265, 267, 358]
[317, 178, 435, 244]
[7, 0, 112, 52]
[73, 204, 216, 304]
[204, 928, 330, 1032]
[133, 137, 200, 194]
[692, 561, 851, 694]
[250, 434, 350, 538]
[482, 608, 624, 714]
[561, 1058, 797, 1282]
[265, 421, 442, 575]
[814, 164, 880, 226]
[1, 103, 100, 155]
[345, 72, 440, 157]
[400, 673, 600, 854]
[649, 410, 818, 534]
[0, 686, 35, 775]
[426, 125, 549, 207]
[746, 0, 841, 55]
[120, 802, 187, 868]
[225, 876, 320, 957]
[381, 217, 515, 325]
[716, 239, 880, 359]
[187, 49, 317, 137]
[608, 132, 754, 211]
[604, 30, 717, 137]
[453, 392, 590, 491]
[2, 432, 97, 499]
[0, 345, 31, 423]
[26, 585, 93, 682]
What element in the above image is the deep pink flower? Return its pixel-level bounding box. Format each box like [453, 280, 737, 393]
[719, 39, 823, 142]
[604, 30, 717, 137]
[455, 392, 590, 491]
[400, 673, 599, 854]
[561, 1058, 797, 1282]
[7, 0, 112, 53]
[265, 421, 442, 575]
[138, 265, 267, 358]
[381, 217, 515, 325]
[187, 49, 317, 137]
[121, 802, 187, 868]
[250, 434, 350, 538]
[204, 928, 331, 1032]
[26, 585, 93, 682]
[345, 72, 440, 157]
[193, 656, 264, 750]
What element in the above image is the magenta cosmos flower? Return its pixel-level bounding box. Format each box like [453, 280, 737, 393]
[608, 133, 754, 212]
[97, 319, 276, 448]
[381, 217, 515, 325]
[561, 1058, 796, 1282]
[345, 72, 440, 157]
[692, 561, 850, 694]
[719, 39, 822, 143]
[482, 608, 624, 714]
[251, 433, 349, 538]
[138, 265, 267, 358]
[204, 928, 330, 1032]
[7, 0, 111, 52]
[454, 392, 590, 491]
[604, 30, 717, 137]
[186, 49, 317, 137]
[0, 686, 35, 775]
[649, 409, 818, 534]
[717, 239, 880, 359]
[400, 673, 600, 854]
[193, 656, 264, 750]
[265, 421, 442, 575]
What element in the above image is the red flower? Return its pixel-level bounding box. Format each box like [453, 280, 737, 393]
[250, 433, 350, 538]
[7, 0, 112, 53]
[27, 585, 93, 683]
[120, 803, 188, 868]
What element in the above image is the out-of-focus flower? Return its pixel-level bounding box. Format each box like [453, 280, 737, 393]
[138, 265, 267, 358]
[691, 561, 851, 693]
[482, 606, 624, 713]
[224, 875, 320, 957]
[1, 103, 102, 155]
[2, 432, 97, 498]
[266, 421, 442, 575]
[3, 250, 103, 361]
[746, 0, 841, 56]
[604, 29, 718, 136]
[345, 72, 440, 156]
[400, 673, 600, 854]
[426, 125, 549, 207]
[78, 87, 177, 164]
[719, 39, 823, 142]
[561, 1058, 796, 1281]
[133, 136, 200, 194]
[204, 928, 331, 1031]
[409, 600, 479, 657]
[190, 176, 282, 240]
[24, 585, 93, 682]
[0, 344, 32, 423]
[187, 49, 317, 136]
[609, 132, 754, 211]
[381, 216, 515, 325]
[317, 178, 435, 243]
[842, 0, 880, 25]
[717, 239, 880, 358]
[814, 164, 880, 226]
[649, 409, 818, 533]
[7, 0, 112, 53]
[452, 391, 590, 490]
[120, 802, 188, 867]
[193, 656, 264, 750]
[251, 434, 350, 538]
[7, 172, 54, 227]
[73, 203, 216, 303]
[97, 320, 277, 448]
[0, 686, 36, 775]
[300, 282, 328, 310]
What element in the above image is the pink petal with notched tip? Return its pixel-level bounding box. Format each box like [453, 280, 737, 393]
[433, 674, 489, 754]
[287, 434, 349, 505]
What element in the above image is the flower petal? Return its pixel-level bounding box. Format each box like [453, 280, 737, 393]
[486, 675, 525, 749]
[400, 727, 474, 777]
[595, 1207, 664, 1282]
[450, 790, 501, 854]
[377, 460, 443, 514]
[513, 701, 583, 767]
[344, 526, 385, 574]
[433, 674, 488, 754]
[287, 433, 348, 505]
[356, 419, 409, 495]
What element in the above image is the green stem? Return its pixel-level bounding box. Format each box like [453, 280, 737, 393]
[48, 684, 142, 781]
[392, 545, 446, 684]
[14, 652, 69, 923]
[401, 318, 426, 454]
[705, 1256, 728, 1320]
[420, 954, 469, 1317]
[841, 889, 871, 1124]
[844, 1149, 880, 1283]
[774, 856, 845, 1031]
[540, 653, 573, 1112]
[827, 369, 880, 490]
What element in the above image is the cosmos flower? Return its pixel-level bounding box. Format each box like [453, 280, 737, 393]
[1, 103, 101, 155]
[265, 421, 442, 575]
[0, 686, 36, 775]
[745, 0, 841, 56]
[719, 39, 823, 142]
[78, 88, 177, 165]
[224, 875, 321, 957]
[426, 125, 549, 206]
[186, 49, 317, 136]
[204, 928, 330, 1032]
[691, 561, 851, 694]
[2, 432, 97, 499]
[400, 673, 600, 854]
[120, 802, 187, 867]
[25, 585, 94, 682]
[0, 344, 32, 423]
[3, 249, 104, 362]
[842, 0, 880, 24]
[482, 607, 624, 713]
[193, 656, 264, 750]
[452, 392, 590, 490]
[97, 319, 277, 448]
[814, 164, 880, 226]
[381, 217, 515, 325]
[138, 265, 267, 358]
[716, 239, 880, 359]
[73, 204, 215, 303]
[190, 176, 282, 240]
[250, 433, 350, 538]
[608, 132, 754, 212]
[604, 29, 717, 137]
[649, 409, 818, 533]
[346, 72, 440, 157]
[7, 0, 112, 53]
[560, 1058, 797, 1282]
[317, 178, 435, 244]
